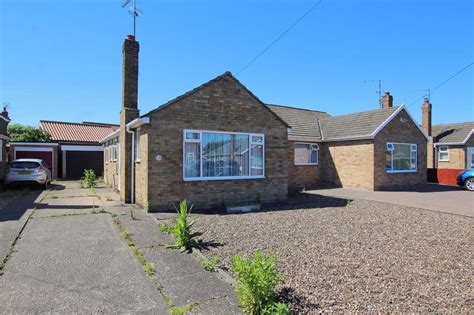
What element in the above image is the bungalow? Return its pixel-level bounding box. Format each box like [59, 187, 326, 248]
[101, 35, 427, 211]
[10, 121, 118, 179]
[421, 99, 473, 170]
[0, 106, 10, 181]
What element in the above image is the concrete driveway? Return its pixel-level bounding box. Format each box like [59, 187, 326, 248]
[308, 184, 474, 217]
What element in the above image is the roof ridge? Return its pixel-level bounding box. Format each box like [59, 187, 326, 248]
[266, 103, 329, 114]
[40, 120, 117, 128]
[320, 105, 401, 121]
[433, 121, 474, 127]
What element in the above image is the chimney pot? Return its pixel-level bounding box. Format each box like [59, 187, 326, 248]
[127, 35, 135, 41]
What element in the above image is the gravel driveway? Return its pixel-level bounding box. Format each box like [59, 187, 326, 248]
[194, 194, 473, 313]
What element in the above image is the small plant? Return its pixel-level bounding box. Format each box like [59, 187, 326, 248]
[80, 169, 98, 191]
[231, 250, 289, 314]
[158, 199, 203, 252]
[201, 256, 220, 272]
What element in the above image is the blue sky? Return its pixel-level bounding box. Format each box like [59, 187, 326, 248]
[1, 0, 472, 127]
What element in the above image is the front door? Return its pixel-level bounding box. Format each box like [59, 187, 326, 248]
[467, 147, 474, 169]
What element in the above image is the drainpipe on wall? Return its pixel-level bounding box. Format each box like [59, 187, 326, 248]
[126, 125, 135, 204]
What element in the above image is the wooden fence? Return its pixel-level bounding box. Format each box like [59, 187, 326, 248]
[427, 168, 463, 186]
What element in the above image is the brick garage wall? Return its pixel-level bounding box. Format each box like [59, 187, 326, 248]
[287, 140, 323, 192]
[145, 74, 288, 211]
[374, 109, 427, 190]
[427, 137, 435, 168]
[322, 140, 375, 190]
[134, 129, 148, 207]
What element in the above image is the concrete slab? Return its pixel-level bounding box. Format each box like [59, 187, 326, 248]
[308, 184, 474, 217]
[0, 214, 168, 313]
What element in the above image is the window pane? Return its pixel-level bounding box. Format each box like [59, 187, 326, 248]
[251, 135, 263, 143]
[386, 150, 392, 171]
[202, 133, 233, 177]
[295, 144, 309, 164]
[186, 132, 200, 140]
[184, 142, 200, 178]
[251, 144, 264, 175]
[392, 144, 411, 171]
[439, 152, 449, 161]
[310, 150, 318, 164]
[234, 134, 249, 176]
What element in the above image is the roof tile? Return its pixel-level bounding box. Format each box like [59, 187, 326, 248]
[40, 121, 119, 143]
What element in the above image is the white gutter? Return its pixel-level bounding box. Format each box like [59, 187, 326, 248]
[125, 116, 149, 204]
[99, 129, 119, 144]
[10, 141, 59, 146]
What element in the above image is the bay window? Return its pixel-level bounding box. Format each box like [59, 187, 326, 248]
[386, 143, 417, 172]
[294, 143, 319, 165]
[183, 130, 264, 180]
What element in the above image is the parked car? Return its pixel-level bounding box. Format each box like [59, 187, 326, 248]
[457, 169, 474, 191]
[4, 159, 52, 189]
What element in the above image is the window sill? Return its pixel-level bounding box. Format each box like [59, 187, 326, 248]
[183, 175, 265, 182]
[386, 170, 418, 174]
[295, 163, 318, 166]
[438, 160, 449, 162]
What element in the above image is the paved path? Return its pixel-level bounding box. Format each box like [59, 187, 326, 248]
[0, 189, 42, 266]
[0, 181, 239, 314]
[308, 184, 474, 217]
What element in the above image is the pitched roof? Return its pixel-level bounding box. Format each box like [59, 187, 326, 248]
[432, 122, 474, 144]
[319, 106, 401, 141]
[39, 120, 119, 143]
[266, 104, 331, 141]
[143, 71, 290, 128]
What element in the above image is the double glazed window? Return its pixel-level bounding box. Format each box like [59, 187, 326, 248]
[294, 143, 319, 165]
[386, 143, 417, 172]
[184, 130, 264, 180]
[438, 145, 449, 161]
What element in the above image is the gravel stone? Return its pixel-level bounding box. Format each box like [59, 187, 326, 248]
[193, 194, 473, 313]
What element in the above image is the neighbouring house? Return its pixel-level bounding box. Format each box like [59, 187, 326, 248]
[421, 99, 473, 185]
[10, 121, 118, 179]
[101, 35, 427, 211]
[0, 106, 11, 181]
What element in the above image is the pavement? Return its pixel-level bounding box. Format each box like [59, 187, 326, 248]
[0, 181, 239, 314]
[308, 183, 474, 217]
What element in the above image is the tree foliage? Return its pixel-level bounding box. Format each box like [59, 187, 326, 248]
[7, 124, 51, 142]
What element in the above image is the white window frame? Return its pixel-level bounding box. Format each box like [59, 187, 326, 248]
[183, 129, 265, 181]
[386, 142, 418, 173]
[438, 145, 449, 162]
[294, 143, 319, 165]
[135, 128, 141, 162]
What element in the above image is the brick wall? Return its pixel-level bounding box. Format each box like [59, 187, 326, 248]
[144, 74, 288, 211]
[104, 159, 119, 190]
[374, 109, 427, 190]
[322, 140, 375, 190]
[436, 145, 465, 169]
[134, 128, 148, 207]
[287, 140, 323, 192]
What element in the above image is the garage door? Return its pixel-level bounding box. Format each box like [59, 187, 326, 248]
[15, 151, 53, 170]
[65, 151, 104, 179]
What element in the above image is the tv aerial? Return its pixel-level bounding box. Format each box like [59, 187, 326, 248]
[122, 0, 143, 38]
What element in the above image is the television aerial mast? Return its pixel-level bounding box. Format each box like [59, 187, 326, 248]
[122, 0, 143, 38]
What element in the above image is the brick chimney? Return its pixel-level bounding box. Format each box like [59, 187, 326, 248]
[421, 98, 432, 136]
[119, 35, 140, 203]
[381, 92, 393, 109]
[1, 105, 9, 121]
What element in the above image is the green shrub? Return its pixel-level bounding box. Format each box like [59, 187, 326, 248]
[158, 200, 203, 252]
[80, 169, 98, 191]
[201, 256, 220, 272]
[231, 251, 288, 314]
[262, 301, 290, 315]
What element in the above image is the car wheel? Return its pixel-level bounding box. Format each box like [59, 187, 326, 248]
[465, 177, 474, 191]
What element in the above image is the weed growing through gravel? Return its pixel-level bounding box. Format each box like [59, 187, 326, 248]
[232, 251, 290, 315]
[158, 200, 203, 252]
[200, 256, 220, 272]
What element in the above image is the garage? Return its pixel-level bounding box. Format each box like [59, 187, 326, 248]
[11, 144, 59, 178]
[62, 146, 104, 179]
